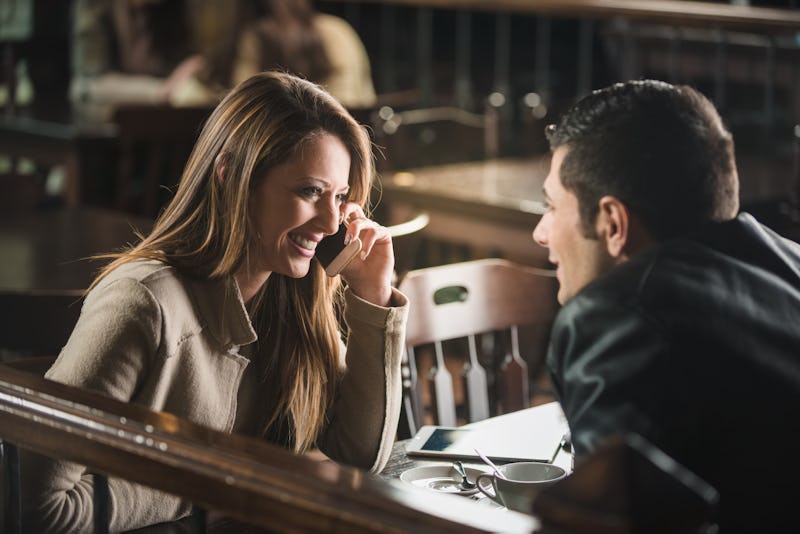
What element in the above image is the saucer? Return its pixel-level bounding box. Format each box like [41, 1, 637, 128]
[400, 464, 488, 496]
[473, 494, 506, 510]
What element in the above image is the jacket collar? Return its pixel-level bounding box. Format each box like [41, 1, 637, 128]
[190, 274, 257, 350]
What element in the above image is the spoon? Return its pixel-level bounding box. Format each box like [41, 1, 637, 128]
[452, 460, 476, 490]
[474, 448, 507, 480]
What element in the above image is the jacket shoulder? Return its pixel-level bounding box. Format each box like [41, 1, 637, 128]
[93, 260, 203, 352]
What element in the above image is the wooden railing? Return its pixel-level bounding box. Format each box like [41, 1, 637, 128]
[324, 0, 800, 105]
[0, 364, 538, 533]
[339, 0, 800, 32]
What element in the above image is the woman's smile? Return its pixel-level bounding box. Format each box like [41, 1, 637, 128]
[288, 232, 319, 257]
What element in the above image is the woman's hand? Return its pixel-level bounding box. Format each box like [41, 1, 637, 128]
[161, 54, 207, 101]
[339, 204, 394, 307]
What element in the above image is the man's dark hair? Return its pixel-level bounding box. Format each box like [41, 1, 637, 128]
[545, 80, 739, 240]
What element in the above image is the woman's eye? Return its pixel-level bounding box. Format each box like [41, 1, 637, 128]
[336, 193, 349, 205]
[299, 186, 323, 198]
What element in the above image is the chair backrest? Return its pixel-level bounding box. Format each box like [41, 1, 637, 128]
[372, 105, 499, 171]
[112, 104, 213, 216]
[396, 259, 558, 438]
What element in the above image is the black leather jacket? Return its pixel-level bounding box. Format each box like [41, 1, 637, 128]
[547, 213, 800, 532]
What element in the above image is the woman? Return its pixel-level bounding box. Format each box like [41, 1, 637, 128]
[70, 0, 232, 120]
[22, 71, 407, 532]
[201, 0, 376, 109]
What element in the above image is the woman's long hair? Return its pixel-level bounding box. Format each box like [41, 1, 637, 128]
[92, 71, 375, 452]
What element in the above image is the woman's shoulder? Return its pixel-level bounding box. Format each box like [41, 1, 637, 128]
[98, 259, 176, 287]
[96, 259, 239, 314]
[91, 259, 225, 332]
[92, 259, 206, 305]
[313, 14, 363, 49]
[312, 14, 376, 108]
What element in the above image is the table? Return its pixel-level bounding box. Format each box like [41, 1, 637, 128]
[0, 207, 152, 291]
[379, 156, 552, 267]
[382, 402, 572, 478]
[380, 402, 573, 527]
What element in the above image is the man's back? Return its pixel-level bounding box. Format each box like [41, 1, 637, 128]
[548, 213, 800, 532]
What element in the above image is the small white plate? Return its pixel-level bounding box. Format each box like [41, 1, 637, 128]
[400, 464, 488, 496]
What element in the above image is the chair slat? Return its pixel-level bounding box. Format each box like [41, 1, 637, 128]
[464, 334, 489, 423]
[403, 347, 425, 433]
[430, 340, 456, 427]
[498, 326, 529, 414]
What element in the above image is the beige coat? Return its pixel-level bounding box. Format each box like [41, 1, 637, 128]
[229, 14, 377, 109]
[21, 259, 407, 532]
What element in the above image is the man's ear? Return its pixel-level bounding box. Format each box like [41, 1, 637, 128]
[596, 196, 630, 259]
[214, 153, 228, 185]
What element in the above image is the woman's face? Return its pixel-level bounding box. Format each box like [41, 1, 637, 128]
[247, 132, 352, 279]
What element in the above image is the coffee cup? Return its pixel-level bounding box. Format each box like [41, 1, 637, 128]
[476, 462, 567, 512]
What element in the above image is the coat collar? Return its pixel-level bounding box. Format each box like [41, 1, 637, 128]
[189, 274, 257, 350]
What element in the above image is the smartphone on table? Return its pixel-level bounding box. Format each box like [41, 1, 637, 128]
[315, 224, 362, 277]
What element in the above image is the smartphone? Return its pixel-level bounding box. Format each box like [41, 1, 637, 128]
[315, 224, 362, 277]
[406, 423, 565, 463]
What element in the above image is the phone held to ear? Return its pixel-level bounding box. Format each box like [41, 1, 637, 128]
[315, 224, 363, 277]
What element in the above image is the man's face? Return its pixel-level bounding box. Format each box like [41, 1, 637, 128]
[533, 146, 617, 304]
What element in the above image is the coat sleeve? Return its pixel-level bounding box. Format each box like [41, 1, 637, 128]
[20, 277, 192, 532]
[318, 287, 408, 473]
[547, 294, 669, 459]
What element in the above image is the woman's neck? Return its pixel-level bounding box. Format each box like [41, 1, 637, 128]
[234, 269, 271, 305]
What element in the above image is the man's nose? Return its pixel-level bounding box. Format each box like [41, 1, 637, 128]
[532, 216, 549, 247]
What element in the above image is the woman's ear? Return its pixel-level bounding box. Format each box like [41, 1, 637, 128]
[214, 153, 228, 185]
[596, 196, 629, 259]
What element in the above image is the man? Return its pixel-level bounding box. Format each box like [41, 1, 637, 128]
[533, 79, 800, 532]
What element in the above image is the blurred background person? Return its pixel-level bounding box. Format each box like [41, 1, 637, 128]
[70, 0, 233, 121]
[200, 0, 376, 109]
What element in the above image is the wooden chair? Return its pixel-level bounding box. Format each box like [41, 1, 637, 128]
[372, 105, 499, 171]
[112, 105, 213, 216]
[396, 259, 559, 439]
